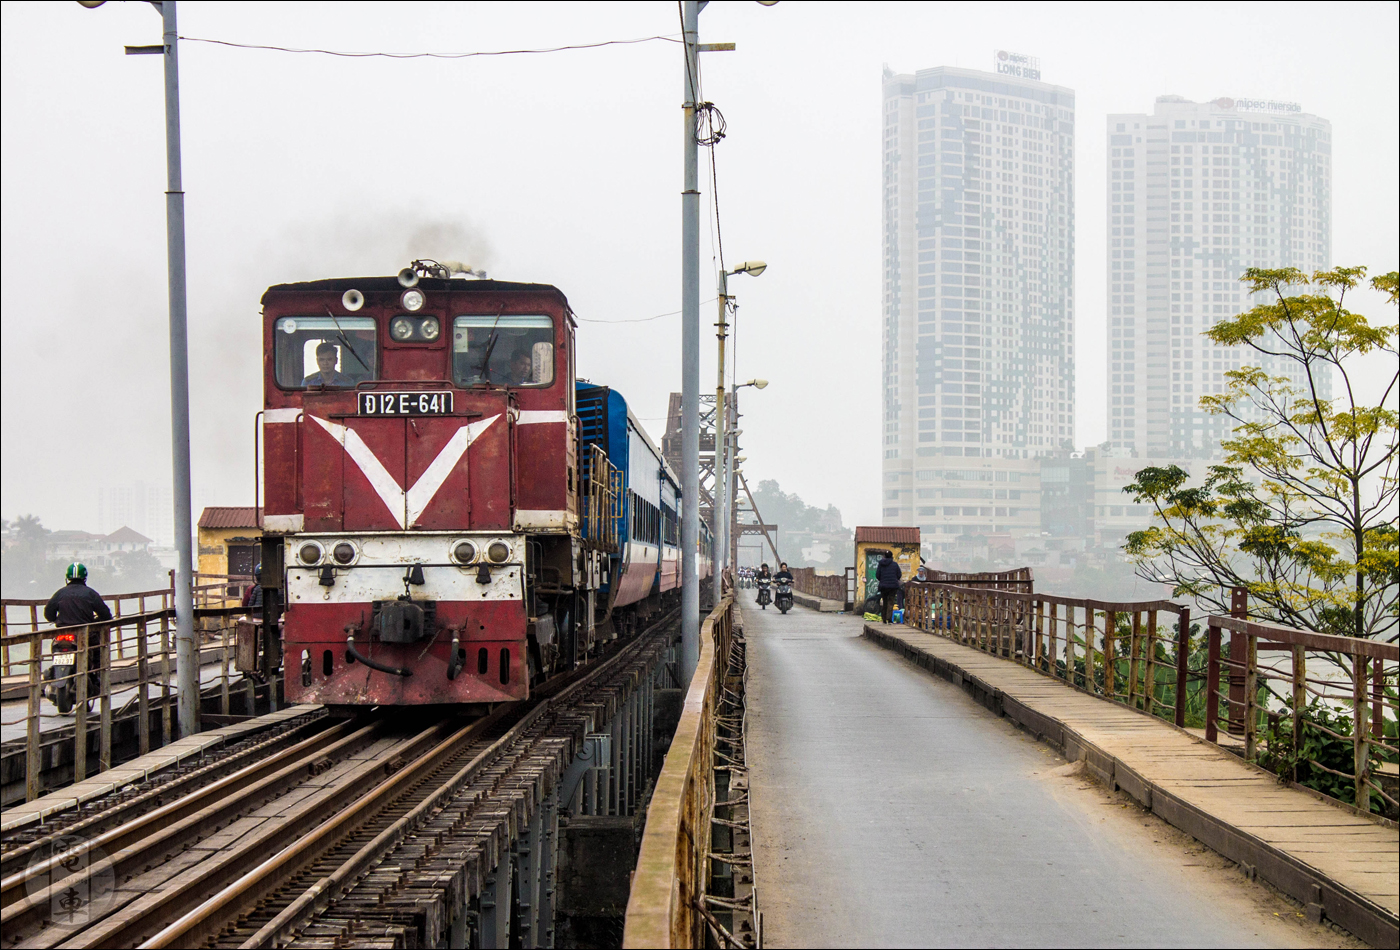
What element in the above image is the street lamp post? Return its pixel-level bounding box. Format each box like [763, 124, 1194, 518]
[85, 0, 198, 736]
[714, 263, 765, 584]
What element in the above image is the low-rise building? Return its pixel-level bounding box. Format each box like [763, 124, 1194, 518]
[196, 507, 262, 579]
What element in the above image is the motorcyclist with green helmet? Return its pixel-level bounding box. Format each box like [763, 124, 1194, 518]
[44, 563, 112, 712]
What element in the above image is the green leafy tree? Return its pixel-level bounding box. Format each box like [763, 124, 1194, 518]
[1, 513, 51, 598]
[1123, 267, 1398, 642]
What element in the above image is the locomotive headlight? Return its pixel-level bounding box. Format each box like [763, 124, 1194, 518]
[487, 540, 511, 564]
[297, 541, 323, 566]
[400, 288, 426, 312]
[420, 316, 440, 341]
[390, 317, 415, 341]
[453, 541, 477, 564]
[331, 542, 356, 565]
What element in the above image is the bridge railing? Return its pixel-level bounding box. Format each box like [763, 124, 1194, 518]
[2, 582, 271, 802]
[624, 595, 737, 949]
[789, 567, 844, 603]
[1205, 615, 1398, 814]
[903, 582, 1193, 726]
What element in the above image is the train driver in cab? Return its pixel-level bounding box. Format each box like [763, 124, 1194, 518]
[508, 347, 534, 387]
[303, 341, 355, 387]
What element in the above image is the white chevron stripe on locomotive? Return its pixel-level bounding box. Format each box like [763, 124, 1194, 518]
[309, 414, 500, 528]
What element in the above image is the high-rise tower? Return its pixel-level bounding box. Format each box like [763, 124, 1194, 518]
[880, 63, 1075, 547]
[1106, 96, 1331, 457]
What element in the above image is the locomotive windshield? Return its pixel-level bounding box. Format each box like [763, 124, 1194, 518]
[274, 316, 377, 389]
[452, 315, 554, 388]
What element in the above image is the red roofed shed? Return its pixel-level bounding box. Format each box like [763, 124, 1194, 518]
[853, 526, 921, 607]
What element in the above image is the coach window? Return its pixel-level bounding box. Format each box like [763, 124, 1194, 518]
[452, 315, 555, 388]
[273, 317, 377, 389]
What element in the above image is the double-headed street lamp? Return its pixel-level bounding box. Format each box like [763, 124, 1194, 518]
[715, 262, 765, 580]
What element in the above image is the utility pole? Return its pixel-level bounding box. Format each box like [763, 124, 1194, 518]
[152, 2, 197, 737]
[82, 0, 196, 742]
[714, 273, 729, 582]
[680, 0, 701, 687]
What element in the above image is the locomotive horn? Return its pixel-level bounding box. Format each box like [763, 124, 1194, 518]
[341, 289, 365, 311]
[397, 267, 419, 288]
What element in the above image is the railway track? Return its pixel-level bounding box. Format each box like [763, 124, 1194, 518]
[1, 612, 678, 949]
[1, 709, 328, 865]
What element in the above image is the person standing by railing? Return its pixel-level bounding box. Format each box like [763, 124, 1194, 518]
[876, 551, 902, 624]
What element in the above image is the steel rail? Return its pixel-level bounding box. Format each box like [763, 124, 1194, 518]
[13, 716, 467, 950]
[0, 710, 328, 877]
[1, 717, 386, 938]
[149, 613, 677, 949]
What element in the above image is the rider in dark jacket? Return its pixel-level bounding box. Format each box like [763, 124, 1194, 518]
[45, 564, 113, 628]
[773, 562, 794, 585]
[44, 563, 112, 676]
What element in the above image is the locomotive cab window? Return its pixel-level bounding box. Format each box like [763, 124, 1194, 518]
[452, 315, 554, 388]
[274, 317, 377, 389]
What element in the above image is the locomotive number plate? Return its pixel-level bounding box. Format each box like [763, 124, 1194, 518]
[358, 392, 454, 416]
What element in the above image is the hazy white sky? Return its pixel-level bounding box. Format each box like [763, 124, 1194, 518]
[2, 0, 1396, 536]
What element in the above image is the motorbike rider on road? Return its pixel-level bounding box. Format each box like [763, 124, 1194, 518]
[773, 562, 793, 585]
[44, 563, 112, 692]
[755, 563, 773, 608]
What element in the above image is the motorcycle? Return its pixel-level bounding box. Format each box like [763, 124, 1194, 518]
[756, 577, 771, 609]
[46, 632, 80, 715]
[775, 578, 794, 614]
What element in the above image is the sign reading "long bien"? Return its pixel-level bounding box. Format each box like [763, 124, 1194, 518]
[994, 50, 1041, 81]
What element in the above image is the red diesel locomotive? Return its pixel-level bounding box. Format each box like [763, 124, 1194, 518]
[256, 264, 708, 707]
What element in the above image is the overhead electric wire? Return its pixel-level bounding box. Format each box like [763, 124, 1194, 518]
[178, 33, 680, 59]
[576, 298, 719, 324]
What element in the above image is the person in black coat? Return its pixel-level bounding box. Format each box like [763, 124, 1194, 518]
[44, 562, 112, 681]
[875, 552, 902, 623]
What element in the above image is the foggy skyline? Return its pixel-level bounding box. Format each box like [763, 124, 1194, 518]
[2, 1, 1396, 539]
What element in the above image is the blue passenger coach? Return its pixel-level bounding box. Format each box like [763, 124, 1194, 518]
[576, 384, 707, 624]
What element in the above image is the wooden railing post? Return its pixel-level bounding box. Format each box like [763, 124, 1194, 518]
[1175, 607, 1190, 728]
[1103, 609, 1116, 699]
[1205, 619, 1221, 744]
[25, 630, 42, 802]
[1143, 610, 1157, 715]
[1353, 652, 1371, 813]
[1290, 643, 1305, 782]
[1244, 631, 1258, 761]
[99, 623, 112, 773]
[138, 608, 151, 755]
[1228, 587, 1248, 736]
[74, 629, 89, 783]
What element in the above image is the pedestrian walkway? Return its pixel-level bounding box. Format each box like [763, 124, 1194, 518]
[741, 592, 1380, 948]
[862, 618, 1398, 949]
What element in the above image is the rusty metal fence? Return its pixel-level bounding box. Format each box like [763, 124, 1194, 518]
[625, 595, 756, 948]
[788, 568, 844, 604]
[2, 576, 270, 802]
[1205, 615, 1398, 814]
[921, 567, 1034, 591]
[903, 582, 1194, 726]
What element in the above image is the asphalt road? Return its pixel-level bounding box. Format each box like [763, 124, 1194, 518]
[741, 592, 1351, 949]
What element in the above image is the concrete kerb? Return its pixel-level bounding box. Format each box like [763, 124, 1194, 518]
[790, 591, 843, 613]
[861, 622, 1399, 950]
